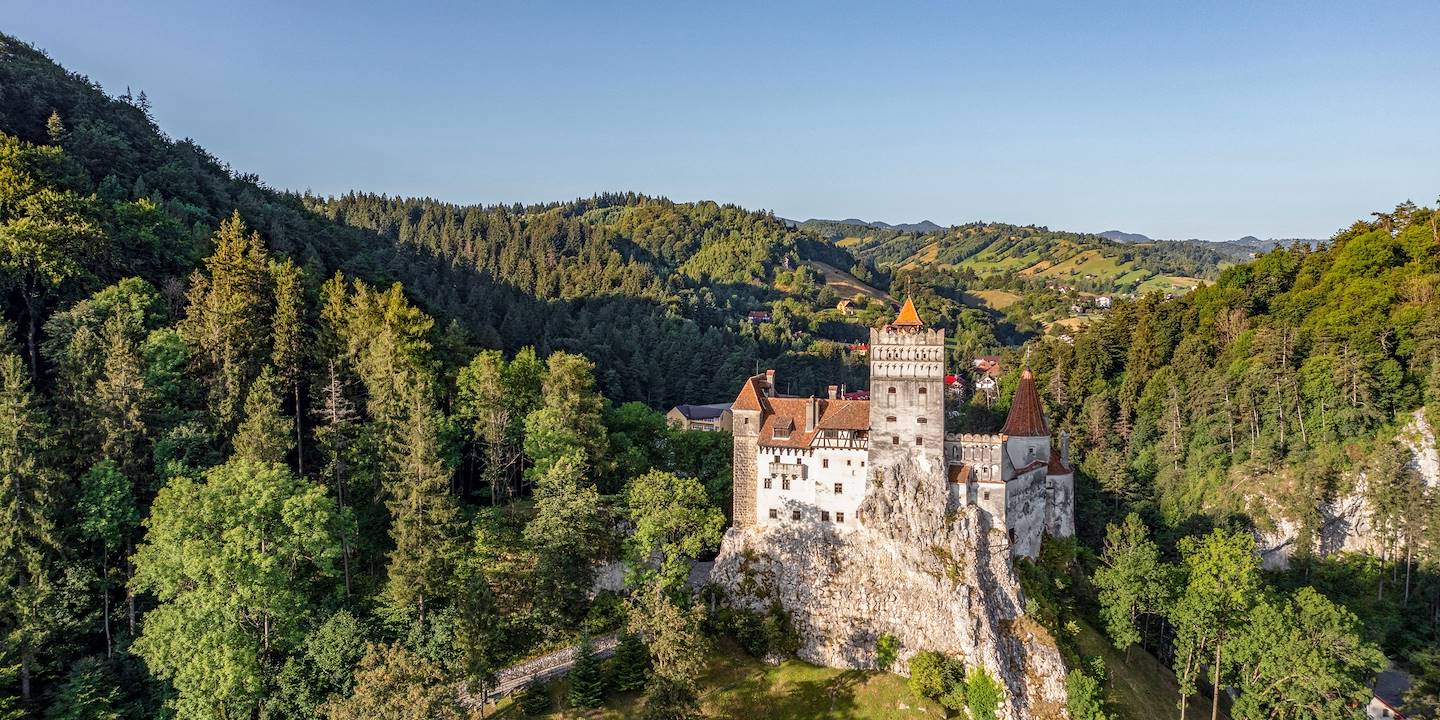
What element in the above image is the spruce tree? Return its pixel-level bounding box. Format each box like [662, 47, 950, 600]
[0, 350, 61, 701]
[567, 635, 604, 709]
[517, 679, 551, 716]
[382, 378, 461, 626]
[231, 366, 295, 465]
[613, 632, 650, 693]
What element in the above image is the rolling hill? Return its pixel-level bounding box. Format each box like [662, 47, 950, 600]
[802, 219, 1253, 295]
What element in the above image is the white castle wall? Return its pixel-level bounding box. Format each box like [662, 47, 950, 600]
[754, 444, 868, 528]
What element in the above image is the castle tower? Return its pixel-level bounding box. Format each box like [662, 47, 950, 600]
[1001, 368, 1051, 471]
[729, 370, 771, 528]
[868, 298, 946, 486]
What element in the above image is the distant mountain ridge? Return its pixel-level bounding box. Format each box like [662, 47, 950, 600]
[797, 218, 947, 234]
[1102, 229, 1319, 251]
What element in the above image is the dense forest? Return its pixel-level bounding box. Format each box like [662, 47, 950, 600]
[999, 200, 1440, 717]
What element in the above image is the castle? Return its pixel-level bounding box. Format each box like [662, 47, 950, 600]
[730, 299, 1075, 558]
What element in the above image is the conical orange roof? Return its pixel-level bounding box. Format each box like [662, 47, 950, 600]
[892, 297, 924, 328]
[1002, 368, 1049, 437]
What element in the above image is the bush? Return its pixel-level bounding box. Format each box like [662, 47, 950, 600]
[1065, 668, 1110, 720]
[721, 604, 799, 660]
[517, 680, 551, 716]
[874, 633, 899, 672]
[907, 650, 947, 699]
[966, 667, 1004, 720]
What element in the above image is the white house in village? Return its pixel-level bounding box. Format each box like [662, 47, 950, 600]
[729, 299, 1075, 559]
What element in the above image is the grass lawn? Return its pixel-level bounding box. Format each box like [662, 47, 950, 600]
[965, 289, 1023, 311]
[1072, 619, 1228, 720]
[489, 638, 944, 719]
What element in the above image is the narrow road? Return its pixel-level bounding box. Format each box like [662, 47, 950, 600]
[458, 633, 620, 710]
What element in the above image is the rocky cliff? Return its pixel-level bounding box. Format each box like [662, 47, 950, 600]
[1257, 409, 1439, 568]
[710, 460, 1069, 720]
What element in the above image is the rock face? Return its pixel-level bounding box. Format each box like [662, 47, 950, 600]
[710, 460, 1069, 720]
[1257, 409, 1439, 568]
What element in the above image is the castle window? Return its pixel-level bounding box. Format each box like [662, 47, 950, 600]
[791, 510, 801, 521]
[846, 459, 852, 466]
[918, 386, 927, 395]
[774, 455, 780, 463]
[821, 511, 830, 521]
[860, 461, 865, 467]
[915, 437, 924, 446]
[892, 435, 899, 445]
[916, 417, 927, 424]
[836, 512, 845, 523]
[782, 477, 791, 490]
[822, 459, 829, 468]
[769, 508, 778, 519]
[1008, 528, 1016, 545]
[886, 416, 896, 423]
[764, 477, 772, 489]
[834, 482, 843, 494]
[984, 491, 991, 501]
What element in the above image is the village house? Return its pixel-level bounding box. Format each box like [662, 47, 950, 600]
[666, 403, 734, 432]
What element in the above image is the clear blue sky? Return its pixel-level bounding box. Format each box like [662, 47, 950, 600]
[9, 1, 1439, 240]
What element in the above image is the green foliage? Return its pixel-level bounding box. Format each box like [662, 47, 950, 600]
[874, 633, 899, 672]
[1064, 666, 1110, 720]
[613, 632, 651, 693]
[623, 469, 725, 593]
[272, 610, 370, 720]
[567, 635, 605, 709]
[319, 643, 462, 720]
[1093, 513, 1169, 652]
[130, 459, 343, 719]
[517, 679, 551, 716]
[43, 657, 122, 720]
[525, 454, 607, 631]
[964, 667, 1003, 720]
[905, 650, 948, 701]
[1227, 587, 1384, 720]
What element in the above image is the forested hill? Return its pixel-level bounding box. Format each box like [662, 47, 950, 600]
[0, 33, 873, 407]
[803, 218, 1251, 295]
[1013, 201, 1440, 668]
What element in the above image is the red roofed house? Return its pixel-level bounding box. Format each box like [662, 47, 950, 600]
[730, 298, 1075, 559]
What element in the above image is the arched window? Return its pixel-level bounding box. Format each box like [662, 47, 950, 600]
[918, 386, 927, 395]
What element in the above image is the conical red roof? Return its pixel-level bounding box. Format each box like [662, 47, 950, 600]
[892, 298, 924, 328]
[1002, 368, 1049, 437]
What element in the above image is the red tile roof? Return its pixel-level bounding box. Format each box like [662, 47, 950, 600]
[892, 297, 924, 328]
[947, 463, 974, 484]
[1001, 368, 1049, 437]
[732, 374, 770, 412]
[756, 397, 870, 449]
[1047, 447, 1072, 475]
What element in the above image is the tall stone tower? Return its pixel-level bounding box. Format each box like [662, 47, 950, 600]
[867, 298, 946, 486]
[729, 370, 772, 529]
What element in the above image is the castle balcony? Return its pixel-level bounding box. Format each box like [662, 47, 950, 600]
[767, 460, 808, 480]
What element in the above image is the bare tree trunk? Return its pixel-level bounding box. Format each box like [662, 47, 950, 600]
[1211, 642, 1222, 720]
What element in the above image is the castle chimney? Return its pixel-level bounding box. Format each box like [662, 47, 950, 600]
[764, 369, 776, 396]
[827, 384, 838, 400]
[806, 397, 819, 432]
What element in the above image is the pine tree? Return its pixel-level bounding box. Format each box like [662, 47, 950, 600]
[179, 211, 273, 431]
[517, 679, 551, 716]
[270, 258, 305, 473]
[232, 366, 295, 465]
[613, 632, 650, 692]
[0, 350, 61, 701]
[567, 635, 605, 709]
[382, 378, 461, 626]
[45, 110, 65, 144]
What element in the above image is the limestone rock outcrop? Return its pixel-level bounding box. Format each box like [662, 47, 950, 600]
[710, 460, 1069, 720]
[1257, 409, 1439, 568]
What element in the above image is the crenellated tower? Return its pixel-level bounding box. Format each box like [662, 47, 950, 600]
[867, 298, 946, 488]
